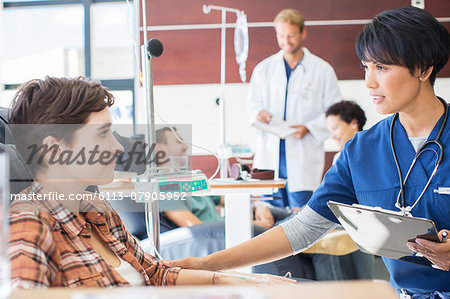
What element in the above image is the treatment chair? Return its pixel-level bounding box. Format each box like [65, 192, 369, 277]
[0, 107, 33, 194]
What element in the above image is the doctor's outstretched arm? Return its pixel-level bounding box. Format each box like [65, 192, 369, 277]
[164, 226, 292, 271]
[163, 206, 336, 271]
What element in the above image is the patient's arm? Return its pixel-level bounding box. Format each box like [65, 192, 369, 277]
[175, 269, 296, 285]
[174, 269, 214, 285]
[164, 210, 203, 227]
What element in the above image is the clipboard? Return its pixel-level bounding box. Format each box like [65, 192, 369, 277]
[327, 201, 441, 267]
[251, 119, 297, 139]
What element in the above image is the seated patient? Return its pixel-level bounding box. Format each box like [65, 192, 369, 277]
[326, 100, 367, 162]
[325, 100, 374, 280]
[155, 127, 275, 232]
[7, 76, 291, 288]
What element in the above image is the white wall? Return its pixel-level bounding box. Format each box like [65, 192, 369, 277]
[146, 78, 450, 154]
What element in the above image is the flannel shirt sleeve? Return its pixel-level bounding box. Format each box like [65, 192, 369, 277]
[8, 212, 57, 289]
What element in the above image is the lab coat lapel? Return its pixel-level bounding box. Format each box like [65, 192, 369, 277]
[393, 117, 429, 186]
[269, 51, 288, 120]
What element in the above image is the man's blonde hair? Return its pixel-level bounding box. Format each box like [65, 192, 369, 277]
[274, 9, 305, 32]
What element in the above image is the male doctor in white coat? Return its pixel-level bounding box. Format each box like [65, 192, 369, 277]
[247, 8, 341, 210]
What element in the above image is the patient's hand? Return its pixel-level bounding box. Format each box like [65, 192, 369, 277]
[253, 202, 274, 229]
[291, 207, 302, 214]
[407, 229, 450, 271]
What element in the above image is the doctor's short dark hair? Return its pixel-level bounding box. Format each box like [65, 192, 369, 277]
[8, 76, 115, 174]
[356, 6, 450, 86]
[326, 101, 366, 131]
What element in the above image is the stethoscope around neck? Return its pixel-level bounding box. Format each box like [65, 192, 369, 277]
[390, 97, 449, 216]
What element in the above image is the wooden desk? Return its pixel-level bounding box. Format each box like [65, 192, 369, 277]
[9, 280, 398, 299]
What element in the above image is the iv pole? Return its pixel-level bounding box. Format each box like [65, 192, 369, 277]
[140, 0, 160, 254]
[138, 2, 245, 253]
[203, 5, 243, 178]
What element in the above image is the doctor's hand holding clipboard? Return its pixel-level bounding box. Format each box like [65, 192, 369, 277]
[289, 125, 309, 139]
[256, 109, 273, 124]
[256, 109, 309, 139]
[407, 230, 450, 271]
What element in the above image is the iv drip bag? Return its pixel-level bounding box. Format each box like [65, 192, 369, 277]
[234, 11, 249, 83]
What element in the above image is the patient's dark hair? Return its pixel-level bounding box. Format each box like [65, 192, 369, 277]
[326, 101, 366, 131]
[356, 6, 450, 85]
[10, 76, 114, 127]
[9, 76, 114, 174]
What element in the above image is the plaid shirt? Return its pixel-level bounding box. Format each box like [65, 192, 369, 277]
[8, 182, 180, 288]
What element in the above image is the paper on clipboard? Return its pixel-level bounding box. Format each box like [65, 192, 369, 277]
[251, 119, 297, 139]
[327, 201, 440, 267]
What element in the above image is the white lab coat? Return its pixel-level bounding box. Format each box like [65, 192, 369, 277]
[247, 48, 341, 191]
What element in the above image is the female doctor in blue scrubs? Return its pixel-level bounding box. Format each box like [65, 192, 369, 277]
[164, 6, 450, 297]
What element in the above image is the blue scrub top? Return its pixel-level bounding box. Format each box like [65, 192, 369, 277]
[308, 105, 450, 293]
